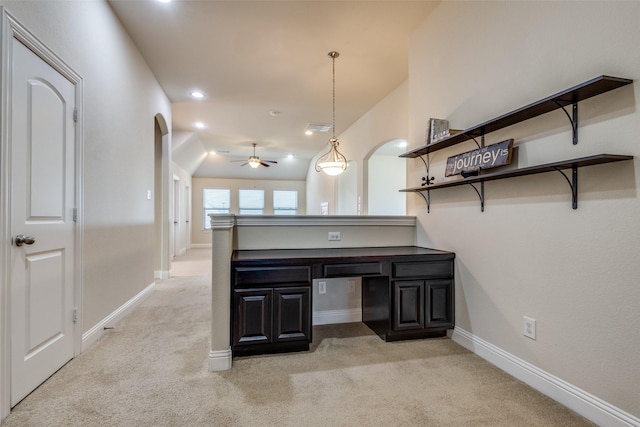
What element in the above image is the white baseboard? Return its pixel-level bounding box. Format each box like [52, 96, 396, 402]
[190, 243, 212, 249]
[209, 348, 232, 371]
[81, 282, 155, 352]
[451, 327, 640, 427]
[154, 270, 170, 279]
[313, 309, 361, 326]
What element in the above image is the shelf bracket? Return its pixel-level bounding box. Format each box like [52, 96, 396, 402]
[553, 166, 578, 209]
[417, 153, 434, 186]
[465, 181, 485, 212]
[467, 134, 482, 149]
[416, 189, 431, 214]
[554, 100, 579, 145]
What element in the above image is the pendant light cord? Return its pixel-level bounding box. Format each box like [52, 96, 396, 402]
[328, 51, 339, 142]
[332, 53, 336, 140]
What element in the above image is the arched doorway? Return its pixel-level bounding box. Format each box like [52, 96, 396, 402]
[154, 113, 171, 278]
[366, 139, 407, 215]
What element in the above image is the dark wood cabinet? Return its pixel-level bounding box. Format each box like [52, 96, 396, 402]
[234, 289, 272, 346]
[233, 286, 311, 355]
[273, 287, 310, 342]
[425, 279, 453, 328]
[231, 263, 312, 356]
[390, 279, 453, 333]
[361, 255, 455, 342]
[393, 281, 424, 330]
[232, 246, 455, 356]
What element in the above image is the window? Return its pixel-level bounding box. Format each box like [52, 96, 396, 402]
[203, 188, 230, 229]
[239, 189, 264, 215]
[273, 190, 298, 215]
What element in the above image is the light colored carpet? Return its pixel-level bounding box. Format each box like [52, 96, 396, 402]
[3, 249, 594, 426]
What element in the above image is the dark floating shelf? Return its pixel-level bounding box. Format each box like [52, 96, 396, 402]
[401, 154, 634, 211]
[401, 75, 633, 158]
[401, 154, 632, 192]
[400, 75, 634, 212]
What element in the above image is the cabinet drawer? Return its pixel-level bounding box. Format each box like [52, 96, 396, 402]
[234, 266, 311, 286]
[392, 261, 452, 279]
[323, 262, 382, 277]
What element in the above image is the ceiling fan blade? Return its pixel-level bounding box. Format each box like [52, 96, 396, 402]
[259, 161, 271, 167]
[263, 160, 278, 164]
[239, 162, 248, 166]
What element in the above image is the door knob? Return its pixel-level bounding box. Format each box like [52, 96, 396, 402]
[14, 235, 35, 247]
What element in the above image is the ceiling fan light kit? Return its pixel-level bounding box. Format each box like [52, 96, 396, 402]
[233, 143, 278, 168]
[315, 51, 348, 176]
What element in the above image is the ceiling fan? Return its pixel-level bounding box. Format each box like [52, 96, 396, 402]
[232, 143, 278, 168]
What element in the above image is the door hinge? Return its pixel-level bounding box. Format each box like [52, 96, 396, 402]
[73, 307, 78, 323]
[73, 208, 78, 222]
[73, 107, 78, 123]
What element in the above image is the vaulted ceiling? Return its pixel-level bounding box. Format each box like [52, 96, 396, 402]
[108, 0, 437, 180]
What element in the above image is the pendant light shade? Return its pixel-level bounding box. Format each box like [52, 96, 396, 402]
[316, 138, 347, 176]
[315, 51, 347, 176]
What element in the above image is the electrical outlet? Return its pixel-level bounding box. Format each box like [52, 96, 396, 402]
[523, 316, 536, 340]
[318, 281, 326, 294]
[328, 231, 341, 241]
[347, 279, 356, 293]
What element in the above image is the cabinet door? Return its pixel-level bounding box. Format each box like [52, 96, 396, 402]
[233, 289, 272, 346]
[392, 281, 425, 331]
[425, 280, 453, 328]
[273, 287, 311, 342]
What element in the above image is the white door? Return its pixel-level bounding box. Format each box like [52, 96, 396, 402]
[10, 38, 77, 406]
[172, 177, 180, 257]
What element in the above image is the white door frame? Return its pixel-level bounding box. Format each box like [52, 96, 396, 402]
[0, 9, 84, 420]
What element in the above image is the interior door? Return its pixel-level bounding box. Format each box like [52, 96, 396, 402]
[172, 177, 179, 257]
[10, 37, 77, 406]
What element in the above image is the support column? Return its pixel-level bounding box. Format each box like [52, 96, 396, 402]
[208, 214, 235, 371]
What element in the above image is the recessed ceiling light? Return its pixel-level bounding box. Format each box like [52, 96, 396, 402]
[287, 154, 294, 159]
[190, 90, 205, 99]
[157, 0, 171, 3]
[304, 130, 313, 136]
[209, 151, 216, 155]
[269, 110, 282, 117]
[193, 122, 206, 129]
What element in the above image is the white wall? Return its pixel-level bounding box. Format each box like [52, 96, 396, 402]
[368, 152, 406, 215]
[0, 1, 172, 334]
[337, 160, 358, 215]
[191, 177, 306, 245]
[409, 1, 639, 419]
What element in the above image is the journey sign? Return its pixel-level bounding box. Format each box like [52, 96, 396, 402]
[445, 139, 514, 177]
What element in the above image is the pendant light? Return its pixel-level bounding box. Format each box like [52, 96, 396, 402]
[315, 51, 347, 176]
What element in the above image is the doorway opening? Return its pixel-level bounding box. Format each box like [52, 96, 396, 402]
[154, 114, 170, 279]
[366, 139, 407, 215]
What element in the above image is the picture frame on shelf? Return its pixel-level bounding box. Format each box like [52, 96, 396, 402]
[426, 118, 449, 145]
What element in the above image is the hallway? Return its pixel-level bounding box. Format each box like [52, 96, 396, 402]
[3, 249, 592, 426]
